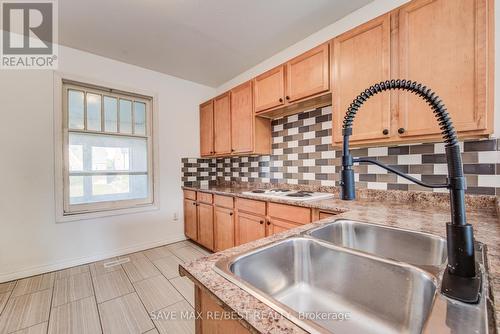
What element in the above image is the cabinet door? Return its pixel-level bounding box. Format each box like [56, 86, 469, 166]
[332, 14, 391, 144]
[398, 0, 492, 137]
[214, 207, 235, 252]
[286, 43, 330, 102]
[199, 100, 214, 156]
[268, 219, 300, 236]
[197, 203, 214, 250]
[235, 212, 266, 245]
[231, 81, 253, 154]
[214, 93, 232, 155]
[254, 65, 285, 112]
[197, 287, 250, 334]
[184, 199, 197, 241]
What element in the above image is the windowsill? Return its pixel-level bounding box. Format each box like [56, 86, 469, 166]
[56, 203, 159, 223]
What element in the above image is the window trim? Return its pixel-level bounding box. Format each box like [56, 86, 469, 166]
[54, 73, 160, 222]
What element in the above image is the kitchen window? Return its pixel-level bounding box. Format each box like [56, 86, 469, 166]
[61, 81, 154, 216]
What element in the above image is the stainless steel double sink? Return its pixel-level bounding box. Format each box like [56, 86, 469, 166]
[215, 219, 491, 333]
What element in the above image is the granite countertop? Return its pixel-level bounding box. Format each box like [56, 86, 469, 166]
[180, 185, 500, 333]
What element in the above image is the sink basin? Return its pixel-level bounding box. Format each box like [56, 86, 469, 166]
[216, 237, 437, 334]
[307, 219, 447, 270]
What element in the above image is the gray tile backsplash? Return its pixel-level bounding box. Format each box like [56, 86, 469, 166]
[182, 105, 500, 195]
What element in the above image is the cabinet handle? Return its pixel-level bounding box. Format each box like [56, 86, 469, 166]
[260, 220, 264, 224]
[285, 96, 290, 100]
[382, 129, 389, 135]
[267, 221, 271, 226]
[279, 98, 283, 103]
[192, 202, 196, 206]
[230, 212, 233, 216]
[398, 127, 406, 134]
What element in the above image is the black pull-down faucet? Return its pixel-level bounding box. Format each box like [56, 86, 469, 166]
[340, 79, 481, 303]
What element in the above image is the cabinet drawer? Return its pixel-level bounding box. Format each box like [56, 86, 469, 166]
[268, 203, 311, 224]
[183, 190, 196, 200]
[214, 195, 234, 209]
[197, 192, 213, 204]
[236, 198, 266, 216]
[319, 211, 337, 220]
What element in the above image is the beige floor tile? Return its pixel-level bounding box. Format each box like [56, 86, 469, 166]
[0, 292, 10, 315]
[143, 329, 159, 334]
[54, 264, 89, 280]
[89, 257, 122, 277]
[48, 296, 101, 334]
[170, 246, 205, 263]
[98, 293, 154, 334]
[10, 322, 47, 334]
[92, 269, 134, 304]
[152, 256, 184, 279]
[143, 246, 173, 262]
[118, 252, 148, 262]
[0, 282, 16, 294]
[122, 259, 161, 283]
[169, 277, 194, 307]
[11, 273, 54, 297]
[52, 272, 94, 307]
[0, 289, 51, 333]
[187, 243, 211, 256]
[164, 241, 192, 251]
[153, 300, 194, 334]
[134, 276, 183, 313]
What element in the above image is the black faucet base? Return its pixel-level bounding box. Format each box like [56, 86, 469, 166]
[441, 265, 482, 304]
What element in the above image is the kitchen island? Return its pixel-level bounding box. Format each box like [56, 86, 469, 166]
[180, 185, 500, 333]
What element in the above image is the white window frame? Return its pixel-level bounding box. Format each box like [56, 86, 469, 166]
[54, 73, 159, 222]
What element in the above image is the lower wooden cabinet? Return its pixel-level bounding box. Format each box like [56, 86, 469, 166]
[235, 212, 266, 245]
[184, 199, 198, 241]
[197, 203, 214, 250]
[268, 218, 301, 235]
[184, 190, 335, 251]
[196, 286, 251, 334]
[214, 207, 235, 252]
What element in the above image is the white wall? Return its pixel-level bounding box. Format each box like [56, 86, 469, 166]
[0, 46, 215, 282]
[216, 0, 500, 135]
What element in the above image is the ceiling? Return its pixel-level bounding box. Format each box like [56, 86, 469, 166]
[59, 0, 372, 87]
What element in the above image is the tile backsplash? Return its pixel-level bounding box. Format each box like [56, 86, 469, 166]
[182, 105, 500, 196]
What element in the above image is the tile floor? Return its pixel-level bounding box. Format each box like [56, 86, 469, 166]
[0, 240, 210, 334]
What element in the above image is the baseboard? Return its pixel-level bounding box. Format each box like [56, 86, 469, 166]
[0, 233, 187, 283]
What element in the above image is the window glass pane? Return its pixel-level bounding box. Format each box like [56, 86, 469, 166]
[92, 147, 129, 171]
[69, 176, 84, 198]
[86, 93, 101, 131]
[68, 90, 84, 129]
[119, 99, 132, 134]
[69, 133, 147, 172]
[69, 144, 83, 171]
[104, 96, 118, 132]
[69, 174, 148, 204]
[134, 102, 146, 135]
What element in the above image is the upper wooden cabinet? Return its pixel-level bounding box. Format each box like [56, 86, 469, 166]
[397, 0, 493, 138]
[231, 81, 254, 154]
[332, 14, 391, 144]
[286, 43, 330, 103]
[332, 0, 493, 146]
[254, 65, 286, 112]
[254, 43, 331, 114]
[199, 100, 214, 157]
[214, 92, 232, 155]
